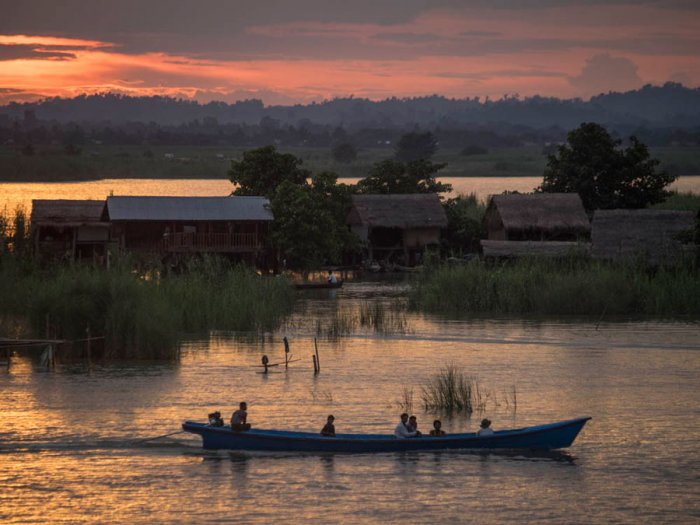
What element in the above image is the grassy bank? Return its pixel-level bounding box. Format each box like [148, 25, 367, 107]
[409, 258, 700, 317]
[0, 256, 295, 359]
[3, 145, 699, 182]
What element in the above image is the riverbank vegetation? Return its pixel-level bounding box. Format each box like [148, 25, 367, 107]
[0, 255, 295, 359]
[409, 257, 700, 318]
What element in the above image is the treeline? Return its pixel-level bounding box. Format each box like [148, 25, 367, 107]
[1, 83, 700, 144]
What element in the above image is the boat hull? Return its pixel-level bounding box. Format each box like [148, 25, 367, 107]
[182, 417, 590, 452]
[294, 281, 343, 290]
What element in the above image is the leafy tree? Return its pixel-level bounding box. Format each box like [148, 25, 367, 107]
[441, 194, 486, 254]
[331, 142, 358, 164]
[229, 145, 310, 197]
[270, 173, 357, 270]
[356, 159, 452, 194]
[539, 122, 676, 210]
[395, 131, 438, 162]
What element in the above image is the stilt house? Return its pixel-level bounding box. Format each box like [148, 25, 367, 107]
[103, 196, 273, 263]
[592, 209, 695, 265]
[481, 193, 591, 258]
[347, 194, 448, 265]
[31, 200, 111, 263]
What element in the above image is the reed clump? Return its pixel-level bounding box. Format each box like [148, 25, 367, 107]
[0, 255, 295, 359]
[410, 257, 700, 317]
[421, 365, 482, 414]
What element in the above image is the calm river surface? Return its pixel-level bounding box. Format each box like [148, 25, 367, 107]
[1, 176, 699, 211]
[1, 281, 699, 524]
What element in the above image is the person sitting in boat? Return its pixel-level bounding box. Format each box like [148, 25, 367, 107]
[429, 420, 446, 436]
[407, 415, 422, 436]
[394, 413, 418, 439]
[231, 402, 251, 432]
[208, 411, 224, 427]
[477, 418, 494, 437]
[327, 271, 338, 284]
[320, 415, 336, 437]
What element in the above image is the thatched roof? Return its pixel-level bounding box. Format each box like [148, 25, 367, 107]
[486, 193, 590, 236]
[105, 196, 273, 222]
[31, 200, 107, 227]
[592, 209, 695, 264]
[348, 194, 447, 229]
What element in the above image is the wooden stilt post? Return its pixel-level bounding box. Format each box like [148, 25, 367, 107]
[312, 354, 318, 375]
[314, 337, 320, 373]
[262, 355, 269, 374]
[283, 337, 290, 369]
[86, 324, 92, 369]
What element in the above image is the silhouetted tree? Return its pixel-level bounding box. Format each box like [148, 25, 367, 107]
[357, 159, 451, 194]
[539, 122, 676, 209]
[229, 145, 309, 196]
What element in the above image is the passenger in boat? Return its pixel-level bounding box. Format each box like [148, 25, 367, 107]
[327, 271, 338, 284]
[477, 418, 494, 437]
[231, 402, 251, 432]
[394, 413, 418, 439]
[429, 420, 446, 436]
[407, 415, 422, 436]
[208, 411, 224, 427]
[320, 415, 336, 437]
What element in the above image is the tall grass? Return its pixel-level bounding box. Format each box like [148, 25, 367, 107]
[0, 255, 295, 359]
[410, 257, 700, 317]
[421, 365, 483, 414]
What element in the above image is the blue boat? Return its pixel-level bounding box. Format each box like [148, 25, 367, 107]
[182, 417, 591, 452]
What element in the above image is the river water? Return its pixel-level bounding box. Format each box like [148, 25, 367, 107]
[1, 176, 699, 211]
[1, 281, 699, 524]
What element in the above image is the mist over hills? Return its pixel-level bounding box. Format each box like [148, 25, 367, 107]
[2, 83, 699, 131]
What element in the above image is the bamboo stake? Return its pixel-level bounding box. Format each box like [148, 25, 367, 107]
[314, 337, 320, 373]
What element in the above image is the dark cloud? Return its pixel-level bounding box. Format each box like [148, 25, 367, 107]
[373, 32, 440, 44]
[0, 44, 76, 61]
[569, 54, 642, 96]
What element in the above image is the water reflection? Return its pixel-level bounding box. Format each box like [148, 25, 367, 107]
[1, 280, 699, 524]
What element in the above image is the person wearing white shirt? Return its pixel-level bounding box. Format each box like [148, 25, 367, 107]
[327, 271, 338, 284]
[394, 413, 418, 438]
[476, 418, 494, 437]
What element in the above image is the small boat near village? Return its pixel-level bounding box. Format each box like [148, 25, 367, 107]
[183, 417, 591, 452]
[294, 280, 343, 290]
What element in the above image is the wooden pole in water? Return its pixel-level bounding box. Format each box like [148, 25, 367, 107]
[283, 336, 290, 369]
[262, 355, 269, 374]
[314, 337, 320, 373]
[312, 354, 318, 374]
[86, 324, 92, 369]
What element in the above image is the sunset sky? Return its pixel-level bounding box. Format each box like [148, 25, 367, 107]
[1, 0, 699, 105]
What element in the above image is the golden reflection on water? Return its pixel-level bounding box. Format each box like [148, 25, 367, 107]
[1, 284, 699, 523]
[1, 176, 698, 211]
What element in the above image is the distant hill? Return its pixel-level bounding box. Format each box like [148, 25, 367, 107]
[1, 83, 699, 130]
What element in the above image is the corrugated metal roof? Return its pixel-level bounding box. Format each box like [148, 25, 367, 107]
[348, 194, 448, 228]
[106, 196, 273, 221]
[31, 200, 106, 225]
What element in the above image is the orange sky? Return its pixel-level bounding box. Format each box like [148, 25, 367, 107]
[0, 1, 699, 105]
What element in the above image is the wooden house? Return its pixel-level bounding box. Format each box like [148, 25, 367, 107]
[347, 194, 447, 265]
[31, 200, 111, 263]
[481, 193, 591, 258]
[104, 196, 273, 262]
[592, 209, 695, 265]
